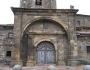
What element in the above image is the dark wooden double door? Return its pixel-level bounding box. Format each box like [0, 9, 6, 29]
[36, 41, 56, 64]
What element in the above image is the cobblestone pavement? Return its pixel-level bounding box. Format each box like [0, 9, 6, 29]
[0, 64, 83, 70]
[0, 64, 12, 70]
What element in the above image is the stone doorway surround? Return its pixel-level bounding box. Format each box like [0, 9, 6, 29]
[11, 8, 78, 66]
[22, 19, 68, 66]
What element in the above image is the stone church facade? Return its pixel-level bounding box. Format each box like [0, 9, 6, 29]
[0, 0, 90, 66]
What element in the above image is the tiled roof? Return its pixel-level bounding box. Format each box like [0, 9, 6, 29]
[0, 24, 14, 27]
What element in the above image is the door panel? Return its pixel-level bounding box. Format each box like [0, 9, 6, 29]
[36, 41, 55, 64]
[46, 51, 55, 63]
[36, 51, 45, 64]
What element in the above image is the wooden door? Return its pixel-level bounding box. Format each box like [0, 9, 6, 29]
[36, 41, 55, 64]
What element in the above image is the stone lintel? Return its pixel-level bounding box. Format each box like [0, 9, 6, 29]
[25, 32, 65, 35]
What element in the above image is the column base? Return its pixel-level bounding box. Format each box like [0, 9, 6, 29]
[57, 61, 66, 66]
[26, 60, 35, 67]
[10, 60, 23, 67]
[68, 60, 79, 66]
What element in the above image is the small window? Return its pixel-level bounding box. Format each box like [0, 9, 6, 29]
[8, 32, 13, 39]
[87, 46, 90, 53]
[6, 51, 11, 57]
[36, 0, 42, 5]
[76, 21, 80, 27]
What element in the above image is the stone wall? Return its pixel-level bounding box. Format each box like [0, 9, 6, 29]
[0, 25, 13, 64]
[75, 15, 90, 61]
[20, 0, 56, 9]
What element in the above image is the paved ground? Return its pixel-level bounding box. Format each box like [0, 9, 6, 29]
[0, 64, 83, 70]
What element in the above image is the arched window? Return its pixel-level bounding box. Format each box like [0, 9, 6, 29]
[36, 0, 42, 5]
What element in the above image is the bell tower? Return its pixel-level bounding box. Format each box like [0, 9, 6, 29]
[20, 0, 56, 9]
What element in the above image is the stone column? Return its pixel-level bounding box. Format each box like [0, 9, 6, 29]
[58, 44, 66, 65]
[57, 35, 66, 65]
[67, 15, 78, 66]
[10, 13, 23, 66]
[26, 35, 35, 66]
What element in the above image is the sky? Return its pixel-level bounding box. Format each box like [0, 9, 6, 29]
[0, 0, 90, 24]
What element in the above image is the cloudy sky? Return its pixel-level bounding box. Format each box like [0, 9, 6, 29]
[0, 0, 90, 24]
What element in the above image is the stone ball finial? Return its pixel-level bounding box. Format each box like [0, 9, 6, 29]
[83, 65, 90, 70]
[13, 64, 22, 70]
[47, 65, 56, 70]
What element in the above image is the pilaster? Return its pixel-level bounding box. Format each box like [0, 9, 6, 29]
[67, 14, 78, 66]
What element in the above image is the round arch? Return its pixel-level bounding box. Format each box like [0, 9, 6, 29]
[21, 17, 69, 65]
[34, 38, 58, 51]
[22, 17, 68, 37]
[37, 41, 55, 50]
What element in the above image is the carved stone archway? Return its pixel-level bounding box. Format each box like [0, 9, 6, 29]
[21, 18, 69, 66]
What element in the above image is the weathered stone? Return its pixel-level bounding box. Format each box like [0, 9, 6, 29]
[20, 0, 56, 9]
[13, 64, 22, 70]
[47, 65, 56, 70]
[0, 0, 90, 67]
[83, 65, 90, 70]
